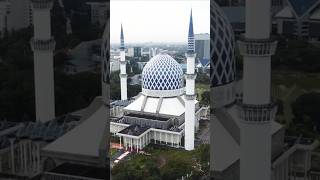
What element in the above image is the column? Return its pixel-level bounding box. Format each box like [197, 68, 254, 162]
[37, 142, 41, 173]
[130, 139, 132, 151]
[20, 142, 23, 171]
[9, 139, 15, 173]
[171, 134, 173, 147]
[23, 141, 27, 173]
[166, 133, 168, 145]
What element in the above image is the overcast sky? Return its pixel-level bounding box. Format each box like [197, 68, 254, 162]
[110, 0, 210, 44]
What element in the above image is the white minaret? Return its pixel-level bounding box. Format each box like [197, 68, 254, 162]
[30, 0, 56, 122]
[238, 0, 277, 179]
[102, 20, 109, 105]
[119, 24, 127, 100]
[184, 10, 196, 151]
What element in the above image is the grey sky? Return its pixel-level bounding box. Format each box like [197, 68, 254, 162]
[110, 0, 210, 44]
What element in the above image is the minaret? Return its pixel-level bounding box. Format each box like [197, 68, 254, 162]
[30, 0, 56, 122]
[119, 24, 127, 100]
[102, 20, 109, 105]
[238, 0, 277, 179]
[101, 19, 110, 177]
[184, 10, 196, 151]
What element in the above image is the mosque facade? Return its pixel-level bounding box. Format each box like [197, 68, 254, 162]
[110, 11, 207, 151]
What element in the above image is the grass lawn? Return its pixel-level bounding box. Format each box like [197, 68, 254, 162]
[110, 148, 118, 157]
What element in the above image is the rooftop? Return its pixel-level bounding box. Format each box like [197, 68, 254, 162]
[43, 97, 107, 159]
[125, 113, 170, 122]
[118, 125, 150, 136]
[47, 163, 106, 179]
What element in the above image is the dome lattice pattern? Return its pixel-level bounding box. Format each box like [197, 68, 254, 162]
[142, 54, 183, 91]
[210, 1, 236, 87]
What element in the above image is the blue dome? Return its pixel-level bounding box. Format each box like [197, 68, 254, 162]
[142, 53, 184, 97]
[210, 1, 236, 108]
[210, 1, 236, 87]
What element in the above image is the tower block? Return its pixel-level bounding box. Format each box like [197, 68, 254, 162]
[30, 0, 56, 122]
[184, 10, 196, 151]
[238, 0, 278, 179]
[119, 24, 127, 100]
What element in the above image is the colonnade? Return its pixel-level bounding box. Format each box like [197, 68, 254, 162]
[8, 138, 43, 176]
[121, 130, 182, 152]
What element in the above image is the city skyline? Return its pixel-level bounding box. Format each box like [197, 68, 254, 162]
[110, 0, 210, 43]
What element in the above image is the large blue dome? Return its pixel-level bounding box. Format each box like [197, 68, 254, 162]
[210, 1, 236, 107]
[142, 53, 184, 97]
[211, 1, 236, 87]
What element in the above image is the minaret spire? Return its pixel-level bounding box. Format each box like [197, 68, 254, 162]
[119, 24, 127, 100]
[187, 9, 195, 54]
[120, 23, 125, 50]
[184, 8, 196, 151]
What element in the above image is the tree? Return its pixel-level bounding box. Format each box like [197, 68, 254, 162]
[128, 85, 141, 98]
[160, 156, 192, 180]
[272, 38, 320, 72]
[201, 91, 210, 105]
[291, 92, 320, 135]
[196, 73, 209, 84]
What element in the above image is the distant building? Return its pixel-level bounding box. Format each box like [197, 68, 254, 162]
[133, 47, 142, 58]
[195, 33, 210, 62]
[110, 58, 120, 72]
[215, 0, 283, 7]
[0, 0, 32, 37]
[150, 47, 160, 57]
[141, 47, 150, 57]
[86, 2, 108, 26]
[137, 61, 148, 70]
[196, 58, 210, 73]
[215, 0, 245, 6]
[217, 0, 285, 34]
[127, 47, 134, 57]
[274, 0, 320, 41]
[220, 6, 245, 34]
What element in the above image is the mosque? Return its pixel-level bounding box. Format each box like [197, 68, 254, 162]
[0, 0, 108, 179]
[0, 0, 318, 179]
[209, 1, 319, 180]
[110, 10, 207, 151]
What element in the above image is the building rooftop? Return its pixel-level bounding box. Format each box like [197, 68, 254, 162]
[211, 105, 284, 171]
[47, 163, 106, 179]
[118, 125, 150, 136]
[125, 113, 170, 122]
[111, 99, 132, 107]
[288, 0, 319, 17]
[124, 94, 198, 117]
[42, 97, 107, 159]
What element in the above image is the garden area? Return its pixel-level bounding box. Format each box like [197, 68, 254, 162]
[111, 144, 210, 180]
[271, 70, 320, 139]
[195, 73, 210, 106]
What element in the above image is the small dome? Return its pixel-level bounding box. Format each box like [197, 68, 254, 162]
[142, 53, 184, 97]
